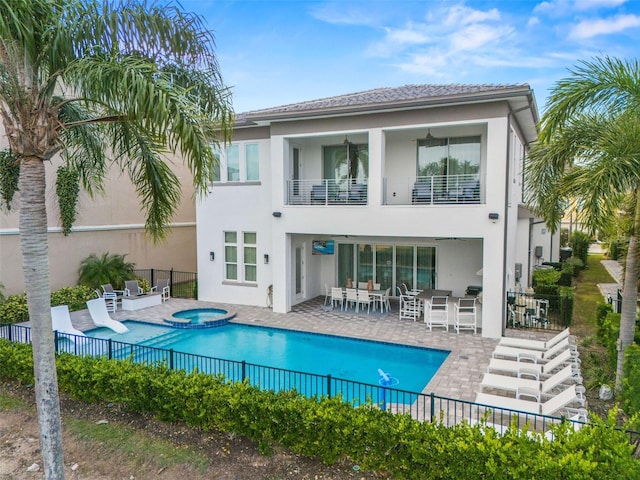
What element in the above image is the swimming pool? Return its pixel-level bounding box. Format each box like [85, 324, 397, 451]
[87, 321, 449, 397]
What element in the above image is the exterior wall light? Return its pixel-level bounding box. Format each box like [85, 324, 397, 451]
[209, 251, 215, 261]
[488, 212, 499, 222]
[264, 254, 269, 264]
[272, 211, 282, 218]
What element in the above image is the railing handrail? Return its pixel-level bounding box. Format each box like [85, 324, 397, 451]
[2, 322, 637, 442]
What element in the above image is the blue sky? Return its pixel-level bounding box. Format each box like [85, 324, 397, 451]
[182, 0, 640, 114]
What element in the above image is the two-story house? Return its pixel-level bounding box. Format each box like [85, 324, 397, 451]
[196, 84, 558, 338]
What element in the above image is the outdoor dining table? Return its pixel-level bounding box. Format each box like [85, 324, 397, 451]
[341, 288, 386, 313]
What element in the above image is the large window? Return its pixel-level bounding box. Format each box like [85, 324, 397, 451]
[211, 142, 260, 183]
[337, 243, 436, 293]
[245, 143, 260, 181]
[323, 143, 368, 187]
[417, 136, 480, 177]
[224, 231, 257, 283]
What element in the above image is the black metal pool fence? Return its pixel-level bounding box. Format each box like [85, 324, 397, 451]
[133, 269, 197, 299]
[1, 323, 638, 443]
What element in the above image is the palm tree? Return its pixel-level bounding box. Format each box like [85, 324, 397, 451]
[526, 56, 640, 394]
[0, 1, 232, 478]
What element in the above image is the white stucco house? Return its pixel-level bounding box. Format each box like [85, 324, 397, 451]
[196, 84, 559, 338]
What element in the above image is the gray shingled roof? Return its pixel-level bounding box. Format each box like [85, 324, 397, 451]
[238, 83, 530, 121]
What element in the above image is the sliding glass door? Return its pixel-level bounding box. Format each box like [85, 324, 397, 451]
[337, 242, 436, 293]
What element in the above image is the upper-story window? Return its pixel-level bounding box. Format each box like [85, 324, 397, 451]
[212, 142, 260, 183]
[417, 136, 480, 177]
[323, 143, 369, 187]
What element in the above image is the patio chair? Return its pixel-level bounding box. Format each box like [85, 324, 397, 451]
[347, 183, 367, 204]
[487, 348, 577, 381]
[492, 337, 578, 363]
[357, 290, 374, 314]
[94, 288, 118, 312]
[479, 365, 579, 402]
[125, 280, 144, 297]
[345, 288, 358, 311]
[383, 287, 392, 312]
[86, 298, 129, 333]
[358, 281, 368, 290]
[425, 296, 449, 331]
[474, 384, 585, 417]
[499, 328, 570, 351]
[399, 294, 420, 321]
[323, 283, 330, 305]
[454, 297, 477, 334]
[151, 278, 170, 302]
[330, 287, 344, 310]
[101, 283, 125, 299]
[51, 305, 88, 343]
[411, 181, 433, 204]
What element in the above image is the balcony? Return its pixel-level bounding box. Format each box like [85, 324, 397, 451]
[384, 174, 481, 206]
[287, 179, 368, 206]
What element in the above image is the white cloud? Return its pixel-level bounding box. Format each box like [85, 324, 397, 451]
[534, 0, 627, 16]
[444, 4, 501, 26]
[569, 13, 640, 38]
[450, 24, 514, 52]
[385, 25, 430, 45]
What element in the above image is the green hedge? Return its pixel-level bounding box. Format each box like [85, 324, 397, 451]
[1, 340, 639, 479]
[622, 344, 640, 418]
[0, 285, 95, 324]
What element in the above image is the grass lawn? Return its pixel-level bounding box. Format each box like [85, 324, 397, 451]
[572, 253, 616, 335]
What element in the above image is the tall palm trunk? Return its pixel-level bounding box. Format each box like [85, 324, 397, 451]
[18, 157, 65, 479]
[616, 191, 640, 392]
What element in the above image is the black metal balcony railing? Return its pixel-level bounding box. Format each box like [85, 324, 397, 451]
[4, 322, 635, 443]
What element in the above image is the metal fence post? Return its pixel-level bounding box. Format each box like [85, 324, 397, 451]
[170, 268, 174, 296]
[54, 331, 59, 353]
[241, 360, 246, 381]
[327, 374, 332, 398]
[169, 349, 174, 370]
[108, 339, 113, 360]
[430, 392, 435, 423]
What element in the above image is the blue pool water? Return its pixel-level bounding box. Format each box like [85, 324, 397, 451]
[87, 321, 449, 395]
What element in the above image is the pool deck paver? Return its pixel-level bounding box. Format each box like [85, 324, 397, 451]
[68, 296, 559, 403]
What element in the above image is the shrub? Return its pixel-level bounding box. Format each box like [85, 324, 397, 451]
[622, 344, 640, 417]
[78, 252, 135, 290]
[563, 256, 584, 276]
[596, 303, 614, 341]
[569, 230, 591, 264]
[1, 340, 639, 478]
[0, 286, 95, 324]
[558, 286, 574, 327]
[532, 268, 561, 287]
[598, 311, 621, 368]
[607, 238, 627, 261]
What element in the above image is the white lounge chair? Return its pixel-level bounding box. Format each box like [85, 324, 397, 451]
[51, 305, 88, 343]
[498, 328, 570, 351]
[492, 337, 577, 363]
[479, 365, 578, 402]
[475, 384, 584, 416]
[86, 298, 129, 333]
[487, 348, 576, 380]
